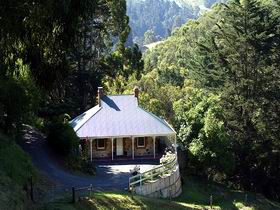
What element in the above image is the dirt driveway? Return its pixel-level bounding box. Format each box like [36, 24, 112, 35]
[21, 126, 159, 191]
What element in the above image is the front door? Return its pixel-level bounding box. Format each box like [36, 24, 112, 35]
[116, 138, 124, 156]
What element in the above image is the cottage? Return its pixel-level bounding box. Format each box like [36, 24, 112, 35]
[70, 87, 176, 161]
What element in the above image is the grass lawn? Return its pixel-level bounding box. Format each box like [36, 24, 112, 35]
[43, 176, 280, 210]
[42, 191, 188, 210]
[175, 176, 280, 210]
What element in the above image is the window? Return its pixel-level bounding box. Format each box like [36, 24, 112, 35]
[137, 137, 145, 148]
[97, 139, 105, 150]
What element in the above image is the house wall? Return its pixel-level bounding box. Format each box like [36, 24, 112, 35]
[123, 137, 132, 156]
[91, 138, 113, 158]
[134, 137, 158, 156]
[90, 137, 160, 159]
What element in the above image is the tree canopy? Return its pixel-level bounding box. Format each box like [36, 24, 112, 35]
[110, 0, 280, 201]
[0, 0, 140, 132]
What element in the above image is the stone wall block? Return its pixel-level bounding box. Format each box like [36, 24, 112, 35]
[133, 165, 182, 198]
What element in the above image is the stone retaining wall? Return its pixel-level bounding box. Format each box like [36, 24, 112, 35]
[134, 165, 182, 198]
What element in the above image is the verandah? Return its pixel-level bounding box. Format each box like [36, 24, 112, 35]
[86, 135, 176, 162]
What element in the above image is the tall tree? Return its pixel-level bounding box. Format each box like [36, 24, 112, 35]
[193, 0, 280, 199]
[0, 0, 132, 128]
[63, 0, 131, 113]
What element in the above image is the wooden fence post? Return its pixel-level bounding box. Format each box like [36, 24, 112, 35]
[131, 186, 134, 199]
[72, 187, 75, 203]
[210, 195, 213, 209]
[30, 176, 34, 202]
[90, 184, 93, 197]
[140, 174, 142, 193]
[169, 175, 171, 200]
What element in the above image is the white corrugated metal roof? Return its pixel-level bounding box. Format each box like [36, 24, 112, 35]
[69, 94, 176, 138]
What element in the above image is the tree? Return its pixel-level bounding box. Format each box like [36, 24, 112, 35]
[192, 0, 280, 198]
[63, 0, 131, 114]
[134, 0, 280, 200]
[0, 0, 133, 134]
[174, 88, 234, 179]
[0, 79, 29, 134]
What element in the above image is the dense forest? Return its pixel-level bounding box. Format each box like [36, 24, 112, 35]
[109, 0, 280, 201]
[0, 0, 279, 208]
[0, 1, 142, 207]
[126, 0, 226, 46]
[0, 0, 143, 130]
[126, 0, 194, 46]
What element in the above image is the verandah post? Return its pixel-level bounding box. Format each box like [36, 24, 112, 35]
[153, 136, 156, 159]
[90, 139, 93, 162]
[132, 137, 135, 159]
[111, 138, 114, 160]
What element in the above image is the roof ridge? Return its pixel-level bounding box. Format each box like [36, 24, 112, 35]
[104, 94, 134, 97]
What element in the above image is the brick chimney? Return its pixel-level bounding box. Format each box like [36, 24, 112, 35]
[98, 87, 103, 107]
[134, 86, 139, 98]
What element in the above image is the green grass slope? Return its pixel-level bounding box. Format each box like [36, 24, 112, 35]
[43, 177, 280, 210]
[43, 191, 189, 210]
[176, 176, 280, 209]
[0, 134, 36, 209]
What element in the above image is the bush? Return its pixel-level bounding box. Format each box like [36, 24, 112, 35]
[47, 122, 79, 156]
[81, 161, 96, 175]
[66, 155, 96, 175]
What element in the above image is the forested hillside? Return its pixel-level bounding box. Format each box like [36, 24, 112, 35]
[109, 0, 280, 201]
[0, 0, 280, 208]
[126, 0, 226, 46]
[0, 0, 141, 208]
[175, 0, 226, 8]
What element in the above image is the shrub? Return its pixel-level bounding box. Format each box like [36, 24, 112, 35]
[81, 161, 96, 175]
[47, 122, 79, 156]
[66, 155, 96, 175]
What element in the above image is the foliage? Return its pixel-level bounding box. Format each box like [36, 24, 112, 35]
[121, 0, 280, 201]
[0, 134, 36, 209]
[0, 134, 36, 185]
[47, 121, 79, 156]
[80, 161, 96, 175]
[175, 176, 280, 210]
[62, 0, 132, 114]
[127, 0, 195, 46]
[66, 154, 96, 175]
[0, 0, 135, 127]
[0, 0, 97, 90]
[174, 89, 234, 178]
[126, 0, 226, 47]
[189, 0, 280, 198]
[160, 151, 176, 165]
[0, 78, 29, 134]
[43, 180, 280, 210]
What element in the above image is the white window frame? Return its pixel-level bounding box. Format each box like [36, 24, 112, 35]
[137, 137, 145, 148]
[97, 139, 105, 150]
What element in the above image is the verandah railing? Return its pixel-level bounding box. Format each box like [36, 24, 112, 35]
[129, 157, 177, 189]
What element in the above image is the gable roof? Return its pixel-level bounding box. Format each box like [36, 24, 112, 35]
[69, 94, 176, 138]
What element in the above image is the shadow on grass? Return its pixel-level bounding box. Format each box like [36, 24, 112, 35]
[79, 191, 189, 210]
[175, 176, 280, 210]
